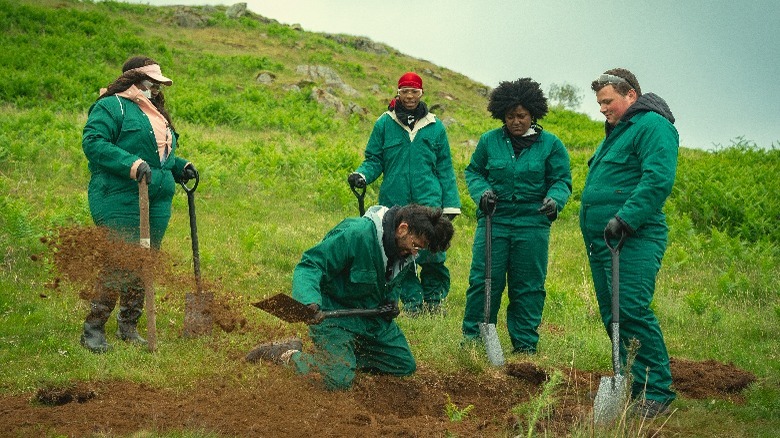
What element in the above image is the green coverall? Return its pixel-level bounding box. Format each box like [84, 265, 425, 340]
[356, 110, 461, 312]
[290, 206, 417, 390]
[83, 95, 188, 248]
[462, 127, 571, 353]
[81, 93, 189, 350]
[579, 93, 678, 404]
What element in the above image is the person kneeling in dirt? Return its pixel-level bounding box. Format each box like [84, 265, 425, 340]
[247, 204, 454, 390]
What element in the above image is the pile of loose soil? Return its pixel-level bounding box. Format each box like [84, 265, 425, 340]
[0, 357, 756, 437]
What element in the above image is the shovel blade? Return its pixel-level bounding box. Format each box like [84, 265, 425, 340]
[593, 374, 628, 424]
[479, 322, 505, 366]
[252, 293, 315, 323]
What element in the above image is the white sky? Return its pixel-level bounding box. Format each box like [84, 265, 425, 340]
[126, 0, 779, 150]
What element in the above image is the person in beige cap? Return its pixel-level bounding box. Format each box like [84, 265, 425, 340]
[79, 55, 197, 353]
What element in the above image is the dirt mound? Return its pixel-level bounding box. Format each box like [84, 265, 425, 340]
[44, 225, 249, 335]
[671, 357, 756, 400]
[0, 356, 757, 437]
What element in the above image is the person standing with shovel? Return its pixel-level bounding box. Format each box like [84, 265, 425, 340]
[347, 72, 461, 316]
[80, 55, 197, 353]
[247, 204, 454, 390]
[461, 78, 572, 357]
[581, 68, 677, 419]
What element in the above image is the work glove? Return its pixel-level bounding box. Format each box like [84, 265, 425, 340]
[538, 197, 558, 220]
[178, 163, 198, 184]
[378, 301, 400, 321]
[306, 303, 325, 325]
[135, 162, 151, 184]
[604, 216, 633, 239]
[443, 213, 458, 221]
[479, 190, 498, 215]
[347, 172, 366, 189]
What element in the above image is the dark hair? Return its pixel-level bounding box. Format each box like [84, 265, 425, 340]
[487, 78, 549, 121]
[590, 68, 642, 97]
[394, 204, 454, 253]
[98, 55, 174, 129]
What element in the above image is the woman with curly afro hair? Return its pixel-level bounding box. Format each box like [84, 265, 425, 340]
[461, 78, 572, 355]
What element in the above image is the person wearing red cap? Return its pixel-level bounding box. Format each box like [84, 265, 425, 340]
[348, 72, 461, 316]
[80, 55, 197, 353]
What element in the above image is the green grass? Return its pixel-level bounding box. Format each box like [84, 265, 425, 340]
[1, 1, 779, 436]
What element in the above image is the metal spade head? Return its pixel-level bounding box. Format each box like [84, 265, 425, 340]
[593, 374, 628, 424]
[252, 293, 315, 323]
[479, 322, 505, 366]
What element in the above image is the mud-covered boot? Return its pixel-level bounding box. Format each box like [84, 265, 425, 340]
[116, 286, 147, 346]
[245, 338, 302, 364]
[80, 301, 114, 354]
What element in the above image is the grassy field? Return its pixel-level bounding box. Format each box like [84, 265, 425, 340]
[1, 1, 778, 436]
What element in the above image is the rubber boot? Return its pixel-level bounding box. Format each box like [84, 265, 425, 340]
[116, 286, 147, 345]
[80, 298, 116, 354]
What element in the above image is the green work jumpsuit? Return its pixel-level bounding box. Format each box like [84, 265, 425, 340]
[290, 206, 417, 390]
[355, 110, 461, 312]
[81, 93, 189, 345]
[83, 94, 188, 248]
[579, 93, 678, 404]
[462, 127, 571, 353]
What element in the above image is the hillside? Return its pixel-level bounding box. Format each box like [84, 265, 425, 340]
[1, 1, 778, 437]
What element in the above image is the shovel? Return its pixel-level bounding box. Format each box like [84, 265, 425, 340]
[479, 205, 504, 366]
[253, 293, 396, 324]
[349, 181, 366, 216]
[179, 170, 214, 338]
[138, 178, 157, 352]
[593, 231, 628, 424]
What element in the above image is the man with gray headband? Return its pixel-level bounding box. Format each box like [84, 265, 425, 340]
[580, 68, 678, 418]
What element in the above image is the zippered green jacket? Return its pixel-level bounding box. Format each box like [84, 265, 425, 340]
[356, 111, 461, 215]
[465, 127, 572, 227]
[82, 95, 188, 247]
[579, 93, 678, 240]
[292, 206, 415, 311]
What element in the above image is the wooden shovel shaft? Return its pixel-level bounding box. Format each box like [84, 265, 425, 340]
[139, 179, 157, 352]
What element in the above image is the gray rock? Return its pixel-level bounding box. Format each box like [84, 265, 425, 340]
[173, 8, 209, 28]
[255, 71, 276, 85]
[310, 87, 345, 114]
[226, 3, 247, 19]
[296, 65, 359, 96]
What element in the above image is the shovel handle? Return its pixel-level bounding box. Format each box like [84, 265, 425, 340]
[604, 231, 626, 375]
[138, 179, 157, 352]
[483, 211, 493, 325]
[178, 168, 199, 194]
[322, 308, 385, 318]
[350, 184, 366, 216]
[180, 173, 202, 294]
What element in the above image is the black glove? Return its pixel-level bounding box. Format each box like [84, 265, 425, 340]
[135, 162, 151, 184]
[604, 216, 632, 238]
[179, 163, 198, 183]
[479, 190, 498, 215]
[443, 213, 458, 221]
[538, 197, 558, 220]
[378, 301, 400, 321]
[306, 303, 325, 325]
[347, 172, 366, 188]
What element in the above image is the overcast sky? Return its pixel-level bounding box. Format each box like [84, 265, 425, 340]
[127, 0, 778, 151]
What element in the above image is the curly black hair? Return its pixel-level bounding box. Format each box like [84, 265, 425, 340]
[487, 78, 549, 121]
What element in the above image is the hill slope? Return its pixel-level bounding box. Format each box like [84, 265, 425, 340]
[0, 1, 778, 437]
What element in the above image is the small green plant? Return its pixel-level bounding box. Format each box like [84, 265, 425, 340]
[511, 370, 563, 437]
[444, 393, 474, 422]
[684, 290, 710, 316]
